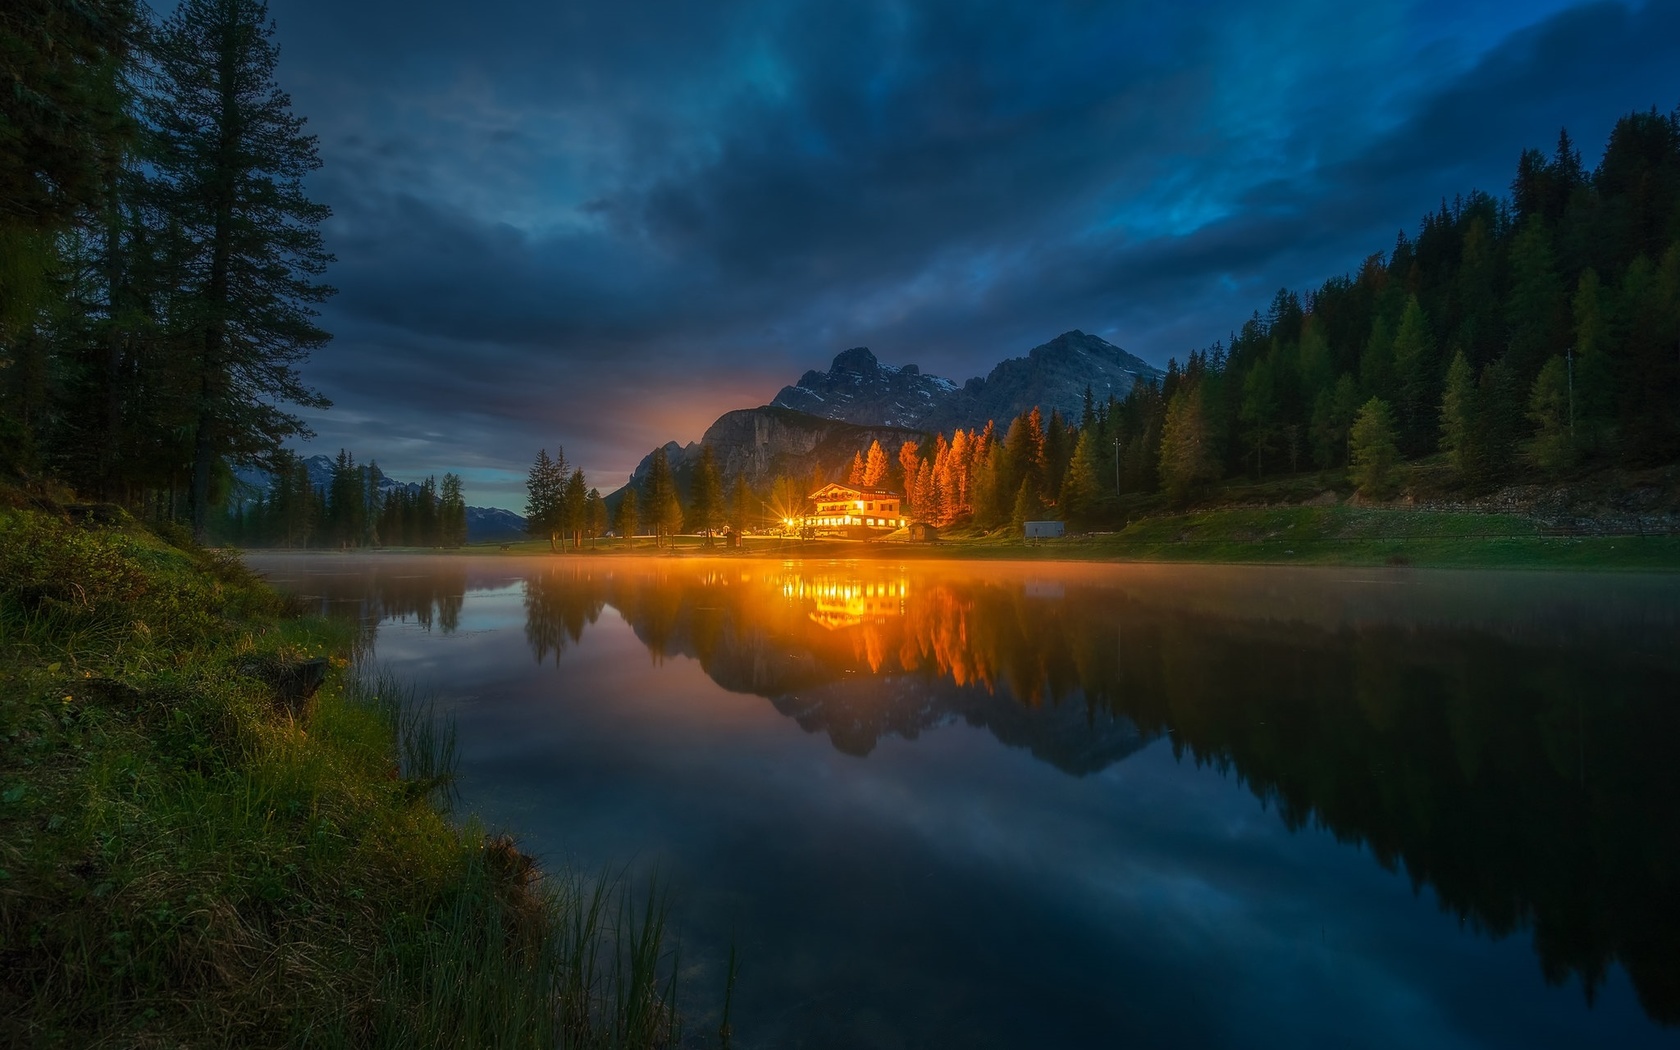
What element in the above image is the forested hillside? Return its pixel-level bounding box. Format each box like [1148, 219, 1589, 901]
[830, 111, 1680, 530]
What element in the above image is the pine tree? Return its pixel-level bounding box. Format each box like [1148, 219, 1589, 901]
[688, 445, 725, 543]
[586, 488, 608, 543]
[150, 0, 334, 538]
[1571, 269, 1614, 448]
[728, 476, 754, 534]
[616, 489, 640, 545]
[439, 472, 468, 547]
[1391, 294, 1436, 455]
[1349, 397, 1399, 499]
[1009, 478, 1046, 536]
[1238, 358, 1278, 477]
[561, 468, 587, 550]
[645, 446, 682, 547]
[525, 447, 565, 551]
[1504, 216, 1565, 379]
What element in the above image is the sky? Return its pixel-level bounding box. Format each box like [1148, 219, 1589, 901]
[261, 0, 1680, 510]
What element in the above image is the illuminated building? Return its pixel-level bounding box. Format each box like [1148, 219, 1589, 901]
[806, 482, 906, 538]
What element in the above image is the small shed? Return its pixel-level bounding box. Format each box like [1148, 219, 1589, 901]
[1023, 520, 1065, 540]
[909, 522, 938, 543]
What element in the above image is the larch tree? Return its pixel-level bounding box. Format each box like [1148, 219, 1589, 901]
[1526, 356, 1575, 472]
[1438, 352, 1477, 475]
[1349, 397, 1400, 499]
[1058, 428, 1104, 527]
[150, 0, 333, 538]
[862, 440, 889, 487]
[1158, 384, 1218, 505]
[846, 450, 866, 486]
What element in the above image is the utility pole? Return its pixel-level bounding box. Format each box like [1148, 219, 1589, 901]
[1113, 437, 1122, 492]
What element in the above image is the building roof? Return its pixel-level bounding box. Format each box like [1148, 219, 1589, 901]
[809, 482, 902, 499]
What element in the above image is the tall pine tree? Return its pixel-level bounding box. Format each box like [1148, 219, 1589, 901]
[150, 0, 333, 538]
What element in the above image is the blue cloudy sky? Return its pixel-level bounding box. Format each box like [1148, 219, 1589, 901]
[264, 0, 1679, 508]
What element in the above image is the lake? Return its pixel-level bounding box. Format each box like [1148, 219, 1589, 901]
[246, 553, 1680, 1049]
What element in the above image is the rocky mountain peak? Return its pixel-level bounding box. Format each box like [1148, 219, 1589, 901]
[830, 346, 880, 374]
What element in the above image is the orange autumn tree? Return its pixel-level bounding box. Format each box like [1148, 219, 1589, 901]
[863, 439, 890, 486]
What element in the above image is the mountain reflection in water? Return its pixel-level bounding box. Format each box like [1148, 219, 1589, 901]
[253, 554, 1680, 1033]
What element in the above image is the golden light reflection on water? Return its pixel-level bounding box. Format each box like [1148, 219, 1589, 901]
[248, 552, 1680, 1028]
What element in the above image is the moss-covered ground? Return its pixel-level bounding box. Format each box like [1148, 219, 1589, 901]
[0, 501, 684, 1048]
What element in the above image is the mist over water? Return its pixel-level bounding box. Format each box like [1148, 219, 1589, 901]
[249, 554, 1680, 1049]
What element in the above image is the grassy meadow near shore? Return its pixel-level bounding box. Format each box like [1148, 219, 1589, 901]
[0, 495, 686, 1048]
[465, 503, 1679, 572]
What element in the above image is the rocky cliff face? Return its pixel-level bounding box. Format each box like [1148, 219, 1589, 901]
[624, 407, 926, 494]
[617, 328, 1163, 498]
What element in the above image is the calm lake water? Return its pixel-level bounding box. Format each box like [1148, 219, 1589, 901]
[246, 553, 1680, 1049]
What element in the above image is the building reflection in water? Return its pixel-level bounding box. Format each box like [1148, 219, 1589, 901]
[250, 554, 1680, 1028]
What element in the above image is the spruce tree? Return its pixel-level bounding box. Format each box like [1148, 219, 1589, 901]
[150, 0, 333, 538]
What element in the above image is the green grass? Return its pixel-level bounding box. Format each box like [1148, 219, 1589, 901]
[455, 507, 1680, 571]
[0, 505, 687, 1047]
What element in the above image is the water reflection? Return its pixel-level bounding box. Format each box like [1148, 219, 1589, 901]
[248, 553, 1680, 1030]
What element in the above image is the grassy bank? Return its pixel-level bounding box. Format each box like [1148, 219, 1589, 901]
[0, 502, 684, 1047]
[454, 505, 1680, 571]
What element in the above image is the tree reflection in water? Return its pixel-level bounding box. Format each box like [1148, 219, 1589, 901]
[519, 561, 1680, 1026]
[255, 555, 1680, 1027]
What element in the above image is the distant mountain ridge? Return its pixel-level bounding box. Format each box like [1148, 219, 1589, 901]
[621, 329, 1162, 495]
[234, 454, 528, 544]
[771, 330, 1161, 433]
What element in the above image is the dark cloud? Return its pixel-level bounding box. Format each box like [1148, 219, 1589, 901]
[266, 0, 1677, 506]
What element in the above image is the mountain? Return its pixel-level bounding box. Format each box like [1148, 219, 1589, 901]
[465, 506, 528, 544]
[617, 329, 1163, 498]
[622, 407, 927, 495]
[231, 454, 420, 502]
[770, 346, 960, 428]
[770, 330, 1161, 432]
[234, 454, 528, 544]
